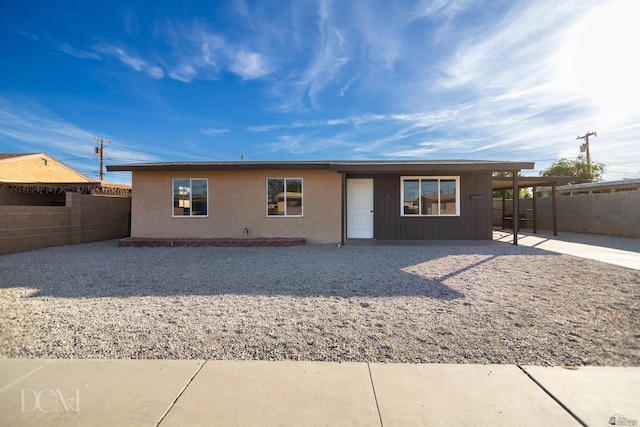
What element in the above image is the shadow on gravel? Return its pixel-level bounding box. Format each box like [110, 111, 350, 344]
[0, 241, 560, 300]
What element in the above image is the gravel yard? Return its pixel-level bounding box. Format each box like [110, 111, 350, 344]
[1, 240, 638, 366]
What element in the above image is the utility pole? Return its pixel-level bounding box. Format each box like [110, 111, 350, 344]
[93, 137, 111, 181]
[577, 131, 596, 179]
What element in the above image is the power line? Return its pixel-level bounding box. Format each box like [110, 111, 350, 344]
[59, 157, 93, 161]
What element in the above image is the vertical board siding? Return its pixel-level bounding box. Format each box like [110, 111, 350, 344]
[373, 173, 492, 240]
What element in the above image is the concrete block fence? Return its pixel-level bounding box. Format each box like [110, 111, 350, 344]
[493, 189, 640, 239]
[0, 193, 130, 255]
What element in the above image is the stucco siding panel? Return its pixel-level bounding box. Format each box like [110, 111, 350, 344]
[130, 170, 342, 243]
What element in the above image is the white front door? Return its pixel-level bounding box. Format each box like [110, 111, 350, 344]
[347, 179, 374, 239]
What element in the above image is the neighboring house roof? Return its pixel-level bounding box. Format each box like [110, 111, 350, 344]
[0, 153, 131, 195]
[107, 159, 535, 173]
[0, 152, 95, 183]
[557, 178, 640, 191]
[555, 178, 640, 196]
[0, 153, 37, 161]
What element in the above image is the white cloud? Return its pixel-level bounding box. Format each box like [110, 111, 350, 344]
[8, 2, 637, 181]
[0, 97, 161, 183]
[201, 128, 229, 136]
[229, 50, 270, 80]
[168, 64, 198, 83]
[438, 1, 579, 92]
[350, 1, 403, 70]
[113, 48, 144, 70]
[420, 0, 639, 179]
[274, 1, 351, 110]
[200, 35, 224, 68]
[57, 42, 101, 60]
[141, 20, 275, 83]
[0, 97, 94, 156]
[123, 10, 139, 37]
[147, 65, 165, 79]
[413, 0, 472, 20]
[16, 26, 101, 61]
[261, 132, 355, 156]
[99, 45, 165, 79]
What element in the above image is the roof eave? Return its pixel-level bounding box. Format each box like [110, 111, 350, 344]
[107, 162, 332, 172]
[329, 162, 535, 173]
[108, 161, 535, 173]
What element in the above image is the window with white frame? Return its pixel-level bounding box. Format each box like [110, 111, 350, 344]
[173, 178, 208, 217]
[401, 176, 459, 216]
[266, 178, 303, 216]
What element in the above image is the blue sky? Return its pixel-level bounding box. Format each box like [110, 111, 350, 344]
[1, 0, 638, 184]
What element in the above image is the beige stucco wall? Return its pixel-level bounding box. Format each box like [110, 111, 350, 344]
[0, 155, 92, 183]
[131, 169, 342, 243]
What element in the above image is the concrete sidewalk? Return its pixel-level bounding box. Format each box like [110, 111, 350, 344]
[1, 359, 638, 426]
[493, 229, 640, 270]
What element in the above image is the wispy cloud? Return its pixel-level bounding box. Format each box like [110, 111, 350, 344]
[248, 118, 351, 133]
[350, 1, 406, 69]
[229, 50, 270, 80]
[123, 10, 139, 37]
[412, 0, 473, 21]
[260, 131, 358, 157]
[438, 2, 570, 92]
[201, 0, 637, 178]
[0, 97, 95, 156]
[200, 128, 229, 136]
[0, 96, 161, 183]
[57, 42, 101, 60]
[17, 26, 101, 61]
[5, 1, 637, 181]
[167, 64, 198, 83]
[270, 0, 351, 110]
[146, 19, 273, 83]
[98, 45, 164, 79]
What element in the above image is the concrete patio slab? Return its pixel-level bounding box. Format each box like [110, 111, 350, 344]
[159, 360, 380, 427]
[0, 359, 203, 427]
[522, 366, 640, 427]
[369, 363, 579, 426]
[493, 230, 640, 270]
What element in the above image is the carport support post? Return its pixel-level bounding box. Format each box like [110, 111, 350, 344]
[552, 183, 558, 236]
[532, 185, 537, 234]
[340, 172, 346, 247]
[512, 173, 518, 246]
[501, 189, 506, 229]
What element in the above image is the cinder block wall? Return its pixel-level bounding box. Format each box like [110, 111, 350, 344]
[0, 193, 131, 255]
[493, 190, 640, 238]
[0, 205, 72, 254]
[79, 194, 131, 243]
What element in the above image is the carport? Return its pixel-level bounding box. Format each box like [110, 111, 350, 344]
[492, 176, 575, 245]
